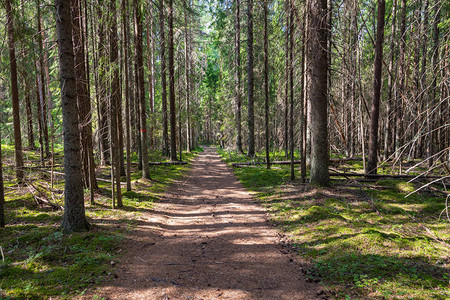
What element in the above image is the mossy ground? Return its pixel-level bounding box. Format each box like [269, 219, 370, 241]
[0, 145, 202, 299]
[219, 148, 450, 299]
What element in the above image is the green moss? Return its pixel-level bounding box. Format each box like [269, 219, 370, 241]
[301, 206, 346, 222]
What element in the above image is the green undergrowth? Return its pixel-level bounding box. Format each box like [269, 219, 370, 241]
[219, 148, 450, 299]
[0, 145, 202, 299]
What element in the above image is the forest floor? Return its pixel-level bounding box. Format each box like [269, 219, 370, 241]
[88, 146, 323, 299]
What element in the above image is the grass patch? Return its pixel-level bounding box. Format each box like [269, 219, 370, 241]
[0, 146, 201, 298]
[219, 148, 450, 299]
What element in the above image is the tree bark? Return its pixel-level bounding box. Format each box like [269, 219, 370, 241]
[110, 0, 123, 206]
[430, 0, 440, 166]
[135, 0, 151, 178]
[71, 0, 98, 191]
[168, 0, 178, 161]
[160, 0, 169, 156]
[97, 0, 109, 166]
[146, 3, 155, 149]
[284, 0, 289, 159]
[185, 1, 192, 152]
[384, 0, 397, 160]
[37, 0, 50, 158]
[235, 0, 243, 153]
[289, 0, 295, 181]
[35, 73, 44, 165]
[55, 0, 90, 232]
[123, 0, 132, 192]
[247, 0, 255, 157]
[24, 80, 35, 150]
[395, 0, 407, 159]
[264, 0, 270, 170]
[366, 0, 386, 175]
[6, 0, 24, 183]
[0, 113, 5, 227]
[308, 0, 330, 186]
[300, 14, 307, 183]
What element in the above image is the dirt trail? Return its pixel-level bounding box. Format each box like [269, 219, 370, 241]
[98, 147, 320, 299]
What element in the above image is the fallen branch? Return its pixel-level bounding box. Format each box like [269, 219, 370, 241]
[148, 161, 188, 166]
[32, 169, 127, 186]
[329, 172, 447, 180]
[232, 158, 362, 167]
[233, 161, 301, 167]
[26, 183, 63, 210]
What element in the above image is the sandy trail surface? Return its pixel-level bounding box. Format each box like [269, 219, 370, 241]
[97, 147, 320, 299]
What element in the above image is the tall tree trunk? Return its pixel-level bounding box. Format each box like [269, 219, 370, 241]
[367, 0, 386, 175]
[247, 0, 255, 157]
[0, 113, 5, 227]
[135, 0, 151, 178]
[185, 1, 192, 152]
[289, 0, 295, 180]
[110, 0, 123, 206]
[308, 0, 330, 186]
[300, 14, 307, 183]
[168, 0, 178, 161]
[123, 0, 132, 192]
[37, 0, 50, 158]
[55, 0, 90, 232]
[264, 0, 270, 170]
[430, 0, 440, 166]
[284, 0, 289, 159]
[160, 0, 169, 156]
[134, 49, 142, 170]
[384, 0, 397, 160]
[5, 0, 24, 183]
[395, 0, 407, 159]
[420, 0, 430, 165]
[71, 0, 98, 191]
[235, 0, 243, 153]
[35, 73, 44, 165]
[146, 3, 155, 149]
[97, 0, 109, 166]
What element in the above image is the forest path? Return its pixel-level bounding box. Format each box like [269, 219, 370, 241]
[97, 147, 320, 299]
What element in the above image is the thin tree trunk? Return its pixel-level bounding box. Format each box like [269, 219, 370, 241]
[0, 112, 5, 227]
[429, 0, 440, 166]
[135, 0, 151, 178]
[24, 80, 35, 150]
[184, 2, 192, 152]
[385, 0, 397, 160]
[284, 0, 289, 159]
[146, 3, 155, 149]
[395, 0, 407, 159]
[123, 0, 132, 192]
[37, 0, 50, 158]
[289, 0, 295, 180]
[247, 0, 255, 157]
[168, 0, 177, 161]
[110, 0, 123, 206]
[55, 0, 90, 232]
[420, 0, 430, 165]
[5, 0, 24, 183]
[160, 0, 169, 156]
[264, 0, 270, 170]
[300, 14, 307, 183]
[235, 0, 243, 153]
[97, 0, 109, 166]
[367, 0, 386, 175]
[35, 74, 44, 165]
